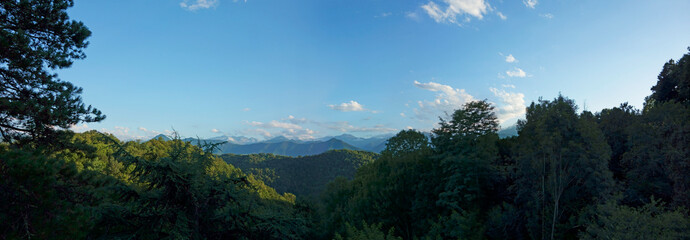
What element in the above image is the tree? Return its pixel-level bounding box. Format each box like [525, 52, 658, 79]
[0, 145, 114, 239]
[623, 102, 690, 207]
[432, 100, 499, 151]
[428, 100, 501, 239]
[596, 103, 639, 181]
[648, 47, 690, 105]
[320, 130, 436, 239]
[432, 100, 499, 211]
[0, 0, 104, 143]
[380, 129, 430, 158]
[582, 197, 690, 240]
[514, 96, 614, 240]
[334, 221, 402, 240]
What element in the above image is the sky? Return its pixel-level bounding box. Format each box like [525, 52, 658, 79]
[61, 0, 690, 141]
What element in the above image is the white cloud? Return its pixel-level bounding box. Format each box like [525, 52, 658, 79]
[240, 128, 272, 138]
[249, 120, 302, 130]
[506, 68, 527, 78]
[242, 108, 251, 112]
[323, 121, 397, 133]
[400, 112, 406, 117]
[421, 0, 490, 25]
[501, 84, 516, 88]
[497, 12, 507, 20]
[69, 123, 90, 133]
[540, 13, 554, 19]
[241, 115, 397, 140]
[405, 12, 420, 21]
[244, 119, 317, 140]
[281, 128, 317, 140]
[329, 100, 366, 112]
[376, 12, 392, 18]
[285, 115, 309, 124]
[413, 80, 476, 120]
[211, 128, 221, 133]
[523, 0, 537, 8]
[505, 54, 517, 63]
[133, 127, 174, 140]
[490, 88, 526, 123]
[101, 126, 154, 141]
[180, 0, 219, 11]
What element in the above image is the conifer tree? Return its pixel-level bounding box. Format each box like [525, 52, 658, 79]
[0, 0, 104, 143]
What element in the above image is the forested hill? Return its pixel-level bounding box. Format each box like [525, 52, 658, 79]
[221, 149, 377, 197]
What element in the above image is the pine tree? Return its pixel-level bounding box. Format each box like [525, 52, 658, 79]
[0, 0, 104, 143]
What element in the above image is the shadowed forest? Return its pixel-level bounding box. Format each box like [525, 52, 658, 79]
[2, 1, 690, 239]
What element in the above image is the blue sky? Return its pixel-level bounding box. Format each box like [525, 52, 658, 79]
[61, 0, 690, 141]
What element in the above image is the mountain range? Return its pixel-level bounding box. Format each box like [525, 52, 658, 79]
[149, 125, 517, 156]
[149, 133, 392, 156]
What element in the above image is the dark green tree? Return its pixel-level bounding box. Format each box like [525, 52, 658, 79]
[0, 0, 104, 143]
[334, 221, 402, 240]
[348, 130, 433, 239]
[596, 103, 639, 181]
[380, 129, 430, 158]
[514, 96, 614, 240]
[582, 197, 690, 240]
[320, 130, 435, 239]
[623, 102, 690, 207]
[648, 47, 690, 105]
[430, 100, 500, 239]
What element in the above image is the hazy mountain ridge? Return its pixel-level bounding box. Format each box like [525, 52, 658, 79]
[217, 138, 361, 157]
[149, 133, 393, 155]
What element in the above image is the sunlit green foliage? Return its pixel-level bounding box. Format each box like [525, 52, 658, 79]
[0, 145, 114, 239]
[1, 132, 314, 239]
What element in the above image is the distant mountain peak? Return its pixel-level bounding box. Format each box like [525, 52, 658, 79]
[150, 134, 171, 141]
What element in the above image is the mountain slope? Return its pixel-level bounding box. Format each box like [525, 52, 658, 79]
[319, 134, 392, 152]
[221, 149, 378, 197]
[498, 125, 518, 138]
